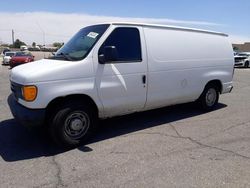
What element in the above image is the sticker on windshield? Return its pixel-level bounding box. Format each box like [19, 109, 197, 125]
[87, 32, 99, 39]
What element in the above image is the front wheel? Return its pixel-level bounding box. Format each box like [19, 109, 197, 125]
[49, 101, 97, 148]
[245, 61, 249, 68]
[198, 84, 219, 111]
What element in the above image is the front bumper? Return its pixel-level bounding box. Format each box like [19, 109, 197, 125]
[234, 62, 245, 67]
[3, 59, 10, 65]
[8, 94, 45, 127]
[10, 62, 24, 68]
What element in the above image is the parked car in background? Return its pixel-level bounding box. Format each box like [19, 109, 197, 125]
[3, 51, 16, 65]
[9, 51, 34, 68]
[3, 48, 10, 54]
[234, 52, 250, 68]
[28, 45, 41, 51]
[20, 45, 28, 51]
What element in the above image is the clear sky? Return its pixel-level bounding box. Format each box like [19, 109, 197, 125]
[0, 0, 249, 44]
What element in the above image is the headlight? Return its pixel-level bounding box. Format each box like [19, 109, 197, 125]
[22, 85, 37, 101]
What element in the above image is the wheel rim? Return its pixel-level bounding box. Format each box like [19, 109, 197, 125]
[64, 111, 90, 140]
[205, 88, 217, 107]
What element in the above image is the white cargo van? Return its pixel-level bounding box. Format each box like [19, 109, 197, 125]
[8, 23, 234, 147]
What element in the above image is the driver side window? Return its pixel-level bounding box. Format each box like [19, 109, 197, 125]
[99, 27, 142, 63]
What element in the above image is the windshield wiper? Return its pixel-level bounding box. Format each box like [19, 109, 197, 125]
[55, 52, 73, 61]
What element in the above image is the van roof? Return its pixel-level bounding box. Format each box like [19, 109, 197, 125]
[108, 22, 228, 37]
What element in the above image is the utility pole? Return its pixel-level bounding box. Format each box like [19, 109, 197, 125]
[36, 22, 46, 58]
[12, 29, 14, 45]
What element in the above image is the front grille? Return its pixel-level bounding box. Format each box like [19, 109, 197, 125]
[11, 82, 23, 100]
[234, 57, 246, 62]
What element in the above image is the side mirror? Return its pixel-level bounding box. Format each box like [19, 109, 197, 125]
[98, 54, 105, 64]
[98, 46, 118, 64]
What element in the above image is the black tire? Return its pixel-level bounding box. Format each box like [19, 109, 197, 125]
[245, 61, 249, 68]
[198, 84, 219, 111]
[49, 101, 97, 148]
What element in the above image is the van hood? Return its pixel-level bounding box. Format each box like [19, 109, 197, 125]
[10, 58, 93, 84]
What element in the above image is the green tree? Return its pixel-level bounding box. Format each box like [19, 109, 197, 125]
[53, 42, 64, 49]
[13, 39, 26, 48]
[233, 46, 239, 51]
[32, 42, 36, 48]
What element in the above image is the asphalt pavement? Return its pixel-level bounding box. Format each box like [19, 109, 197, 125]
[0, 65, 250, 188]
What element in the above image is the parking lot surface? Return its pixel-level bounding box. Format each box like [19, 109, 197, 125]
[0, 65, 250, 188]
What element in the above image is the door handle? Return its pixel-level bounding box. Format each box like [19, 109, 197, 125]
[142, 75, 146, 84]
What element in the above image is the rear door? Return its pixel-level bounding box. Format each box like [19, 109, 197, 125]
[93, 26, 148, 117]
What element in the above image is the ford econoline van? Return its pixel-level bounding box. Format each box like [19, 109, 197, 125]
[8, 23, 234, 147]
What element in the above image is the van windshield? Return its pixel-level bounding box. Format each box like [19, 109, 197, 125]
[51, 24, 110, 61]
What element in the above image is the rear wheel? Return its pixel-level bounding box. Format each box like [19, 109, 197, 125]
[198, 84, 219, 111]
[49, 101, 97, 148]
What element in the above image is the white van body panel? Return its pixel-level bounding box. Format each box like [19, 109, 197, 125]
[10, 59, 94, 84]
[9, 22, 234, 119]
[142, 26, 234, 109]
[10, 58, 104, 113]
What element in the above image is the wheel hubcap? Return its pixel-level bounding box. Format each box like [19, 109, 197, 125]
[70, 119, 83, 131]
[64, 112, 89, 139]
[206, 88, 217, 107]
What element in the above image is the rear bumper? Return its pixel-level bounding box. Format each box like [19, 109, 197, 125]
[8, 94, 45, 127]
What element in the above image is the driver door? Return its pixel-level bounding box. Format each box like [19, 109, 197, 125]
[93, 26, 148, 117]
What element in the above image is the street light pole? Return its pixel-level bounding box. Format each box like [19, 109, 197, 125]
[12, 29, 14, 45]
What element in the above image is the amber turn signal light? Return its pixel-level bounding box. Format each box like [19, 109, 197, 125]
[22, 85, 37, 101]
